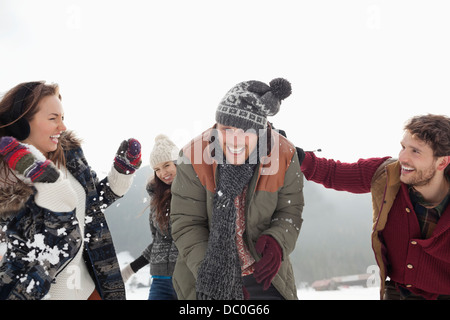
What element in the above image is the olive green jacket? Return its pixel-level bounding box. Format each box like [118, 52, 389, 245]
[170, 126, 304, 300]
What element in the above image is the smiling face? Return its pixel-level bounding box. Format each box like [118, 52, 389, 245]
[399, 131, 442, 187]
[216, 123, 258, 165]
[154, 161, 177, 185]
[22, 95, 66, 157]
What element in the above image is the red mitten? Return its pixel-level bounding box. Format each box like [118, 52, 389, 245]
[253, 235, 282, 290]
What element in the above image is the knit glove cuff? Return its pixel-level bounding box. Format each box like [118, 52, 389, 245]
[0, 136, 60, 183]
[113, 138, 142, 174]
[108, 165, 134, 196]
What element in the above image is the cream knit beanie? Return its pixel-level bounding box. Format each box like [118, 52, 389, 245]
[149, 134, 179, 170]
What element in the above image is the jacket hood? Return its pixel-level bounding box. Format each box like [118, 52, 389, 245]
[0, 130, 82, 218]
[0, 181, 34, 219]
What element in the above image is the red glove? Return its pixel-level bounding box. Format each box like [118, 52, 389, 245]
[254, 235, 282, 290]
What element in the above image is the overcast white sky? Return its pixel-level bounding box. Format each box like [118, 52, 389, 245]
[1, 0, 449, 174]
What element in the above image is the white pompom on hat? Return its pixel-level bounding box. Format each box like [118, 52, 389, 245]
[149, 134, 179, 170]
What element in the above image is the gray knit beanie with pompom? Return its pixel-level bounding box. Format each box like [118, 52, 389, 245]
[215, 78, 292, 131]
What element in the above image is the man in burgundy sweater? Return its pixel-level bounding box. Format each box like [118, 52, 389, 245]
[297, 114, 450, 300]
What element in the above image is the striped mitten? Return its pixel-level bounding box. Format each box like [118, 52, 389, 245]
[0, 136, 60, 183]
[113, 138, 142, 174]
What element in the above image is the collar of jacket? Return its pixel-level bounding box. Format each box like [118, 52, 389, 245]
[371, 159, 401, 232]
[182, 124, 283, 193]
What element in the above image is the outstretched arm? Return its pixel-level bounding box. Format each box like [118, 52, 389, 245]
[299, 149, 390, 194]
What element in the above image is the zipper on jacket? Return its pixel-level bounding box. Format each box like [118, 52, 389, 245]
[53, 237, 82, 280]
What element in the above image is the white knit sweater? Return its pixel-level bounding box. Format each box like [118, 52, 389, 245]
[38, 167, 133, 300]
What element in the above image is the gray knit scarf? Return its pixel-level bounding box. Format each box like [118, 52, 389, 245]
[196, 162, 257, 300]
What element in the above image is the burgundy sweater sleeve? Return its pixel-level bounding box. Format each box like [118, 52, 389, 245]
[300, 152, 391, 194]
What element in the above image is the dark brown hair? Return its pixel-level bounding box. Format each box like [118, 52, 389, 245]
[404, 114, 450, 176]
[147, 174, 172, 233]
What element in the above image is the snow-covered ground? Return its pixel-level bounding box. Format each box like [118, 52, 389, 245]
[117, 251, 380, 300]
[0, 247, 379, 300]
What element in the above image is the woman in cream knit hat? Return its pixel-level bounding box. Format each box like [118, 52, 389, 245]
[121, 134, 180, 300]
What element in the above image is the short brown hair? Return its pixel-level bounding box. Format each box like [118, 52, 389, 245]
[404, 114, 450, 176]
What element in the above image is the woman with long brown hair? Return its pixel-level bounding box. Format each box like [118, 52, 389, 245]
[121, 134, 179, 300]
[0, 81, 142, 300]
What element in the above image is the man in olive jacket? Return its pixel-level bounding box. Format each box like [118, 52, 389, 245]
[170, 78, 304, 300]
